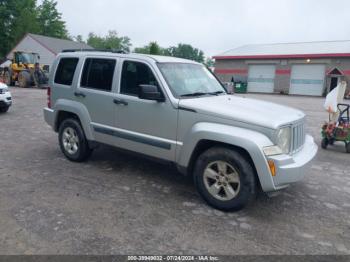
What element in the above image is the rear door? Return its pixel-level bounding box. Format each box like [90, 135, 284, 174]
[74, 56, 119, 145]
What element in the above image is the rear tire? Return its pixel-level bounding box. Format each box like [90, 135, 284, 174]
[193, 147, 257, 211]
[18, 71, 31, 88]
[321, 138, 329, 149]
[58, 118, 92, 162]
[346, 143, 350, 153]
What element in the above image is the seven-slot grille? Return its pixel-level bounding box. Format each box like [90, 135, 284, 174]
[291, 121, 305, 154]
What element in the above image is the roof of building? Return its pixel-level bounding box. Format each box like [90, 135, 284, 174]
[214, 40, 350, 60]
[6, 33, 92, 59]
[28, 33, 92, 54]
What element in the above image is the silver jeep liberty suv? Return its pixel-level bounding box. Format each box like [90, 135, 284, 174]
[44, 50, 318, 211]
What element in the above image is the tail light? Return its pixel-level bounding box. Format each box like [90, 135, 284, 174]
[47, 87, 51, 108]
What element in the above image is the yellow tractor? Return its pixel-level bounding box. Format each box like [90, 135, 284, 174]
[3, 51, 48, 88]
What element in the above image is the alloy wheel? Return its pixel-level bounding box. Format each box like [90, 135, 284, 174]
[203, 160, 241, 201]
[62, 127, 79, 155]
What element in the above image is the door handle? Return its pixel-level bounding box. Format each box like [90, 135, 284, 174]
[74, 91, 86, 98]
[113, 98, 128, 106]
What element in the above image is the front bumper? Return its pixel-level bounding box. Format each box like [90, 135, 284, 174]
[267, 134, 318, 190]
[0, 92, 12, 107]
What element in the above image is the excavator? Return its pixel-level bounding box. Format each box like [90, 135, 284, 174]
[2, 51, 48, 88]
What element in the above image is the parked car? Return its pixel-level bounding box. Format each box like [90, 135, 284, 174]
[0, 82, 12, 113]
[43, 50, 318, 211]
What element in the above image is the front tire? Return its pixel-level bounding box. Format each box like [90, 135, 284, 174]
[0, 106, 9, 113]
[193, 147, 257, 211]
[18, 71, 31, 88]
[58, 118, 92, 162]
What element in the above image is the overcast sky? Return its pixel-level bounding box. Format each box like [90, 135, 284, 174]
[53, 0, 350, 57]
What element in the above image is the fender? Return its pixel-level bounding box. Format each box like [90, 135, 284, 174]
[53, 99, 94, 140]
[177, 122, 277, 192]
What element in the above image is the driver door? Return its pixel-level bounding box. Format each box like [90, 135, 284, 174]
[113, 59, 178, 161]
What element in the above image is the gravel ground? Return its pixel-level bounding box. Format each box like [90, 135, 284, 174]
[0, 87, 349, 255]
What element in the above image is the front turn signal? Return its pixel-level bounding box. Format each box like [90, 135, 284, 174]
[268, 160, 276, 177]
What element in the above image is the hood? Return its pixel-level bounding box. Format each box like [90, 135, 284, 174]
[0, 82, 8, 89]
[178, 95, 305, 129]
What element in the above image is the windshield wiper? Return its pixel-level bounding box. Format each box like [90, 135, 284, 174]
[180, 92, 209, 97]
[208, 91, 225, 95]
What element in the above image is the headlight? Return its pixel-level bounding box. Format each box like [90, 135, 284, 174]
[276, 127, 291, 154]
[263, 145, 282, 156]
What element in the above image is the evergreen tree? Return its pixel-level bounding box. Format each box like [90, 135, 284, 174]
[37, 0, 69, 39]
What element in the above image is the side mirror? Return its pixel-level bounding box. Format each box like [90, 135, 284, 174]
[138, 84, 165, 102]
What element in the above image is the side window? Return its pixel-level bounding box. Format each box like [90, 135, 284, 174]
[54, 58, 79, 85]
[80, 58, 116, 92]
[120, 61, 159, 96]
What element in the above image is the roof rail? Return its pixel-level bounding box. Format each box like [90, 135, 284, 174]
[61, 49, 127, 54]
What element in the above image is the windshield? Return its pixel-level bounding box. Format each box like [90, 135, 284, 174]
[16, 53, 38, 64]
[158, 63, 225, 98]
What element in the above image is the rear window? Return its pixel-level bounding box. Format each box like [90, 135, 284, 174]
[54, 58, 79, 85]
[80, 58, 116, 92]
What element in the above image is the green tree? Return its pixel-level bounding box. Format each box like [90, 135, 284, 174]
[204, 57, 215, 68]
[134, 41, 164, 55]
[37, 0, 68, 39]
[165, 43, 205, 63]
[87, 31, 131, 52]
[86, 33, 105, 49]
[74, 35, 85, 43]
[0, 0, 40, 57]
[0, 0, 15, 57]
[0, 0, 70, 58]
[134, 46, 149, 54]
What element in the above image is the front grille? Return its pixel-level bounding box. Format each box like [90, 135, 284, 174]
[291, 121, 305, 154]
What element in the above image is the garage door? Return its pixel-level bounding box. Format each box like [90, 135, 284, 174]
[247, 65, 275, 93]
[290, 65, 325, 96]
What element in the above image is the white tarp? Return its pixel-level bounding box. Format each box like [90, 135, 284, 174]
[324, 81, 347, 121]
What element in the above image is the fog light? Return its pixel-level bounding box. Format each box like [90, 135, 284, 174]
[268, 160, 276, 177]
